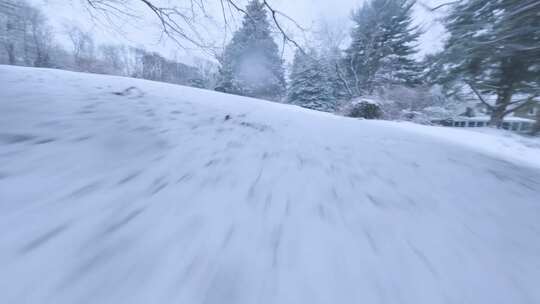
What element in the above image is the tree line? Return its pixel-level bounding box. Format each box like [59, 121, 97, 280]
[0, 0, 216, 88]
[1, 0, 539, 133]
[214, 0, 538, 132]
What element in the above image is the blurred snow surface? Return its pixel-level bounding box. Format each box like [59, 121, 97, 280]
[1, 66, 539, 304]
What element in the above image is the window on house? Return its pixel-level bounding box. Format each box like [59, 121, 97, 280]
[511, 123, 519, 131]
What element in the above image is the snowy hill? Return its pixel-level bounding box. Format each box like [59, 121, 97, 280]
[1, 65, 540, 304]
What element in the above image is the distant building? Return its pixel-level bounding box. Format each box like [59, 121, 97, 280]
[434, 116, 535, 133]
[433, 96, 539, 134]
[514, 100, 540, 121]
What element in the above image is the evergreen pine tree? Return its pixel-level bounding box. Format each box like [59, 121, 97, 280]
[442, 0, 540, 126]
[344, 0, 421, 96]
[215, 54, 239, 94]
[420, 52, 464, 99]
[287, 49, 335, 112]
[216, 0, 285, 101]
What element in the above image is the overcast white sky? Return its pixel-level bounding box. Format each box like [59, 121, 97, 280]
[30, 0, 448, 64]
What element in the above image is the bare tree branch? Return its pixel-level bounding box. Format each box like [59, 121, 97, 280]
[84, 0, 306, 54]
[467, 82, 494, 110]
[418, 1, 461, 12]
[504, 96, 539, 116]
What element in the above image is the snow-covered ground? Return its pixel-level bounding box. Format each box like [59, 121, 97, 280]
[395, 122, 540, 169]
[1, 65, 539, 304]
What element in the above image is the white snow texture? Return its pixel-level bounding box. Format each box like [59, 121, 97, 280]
[1, 65, 539, 304]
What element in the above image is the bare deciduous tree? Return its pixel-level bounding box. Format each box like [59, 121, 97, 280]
[26, 6, 53, 67]
[532, 108, 540, 136]
[82, 0, 304, 52]
[0, 0, 53, 66]
[99, 44, 125, 74]
[66, 25, 96, 71]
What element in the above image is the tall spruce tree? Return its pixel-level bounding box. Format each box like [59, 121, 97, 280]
[344, 0, 421, 96]
[216, 0, 285, 101]
[443, 0, 540, 126]
[287, 49, 335, 112]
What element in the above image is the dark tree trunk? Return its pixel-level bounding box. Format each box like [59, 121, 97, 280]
[489, 58, 515, 127]
[489, 87, 513, 127]
[6, 43, 16, 65]
[532, 111, 540, 136]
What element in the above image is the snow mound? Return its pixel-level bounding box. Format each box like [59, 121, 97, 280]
[1, 65, 540, 304]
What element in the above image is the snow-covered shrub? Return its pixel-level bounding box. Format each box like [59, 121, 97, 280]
[372, 85, 461, 122]
[375, 85, 433, 119]
[342, 98, 383, 119]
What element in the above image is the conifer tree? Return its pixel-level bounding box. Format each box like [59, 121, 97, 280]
[443, 0, 540, 126]
[344, 0, 421, 96]
[216, 0, 285, 101]
[287, 49, 335, 112]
